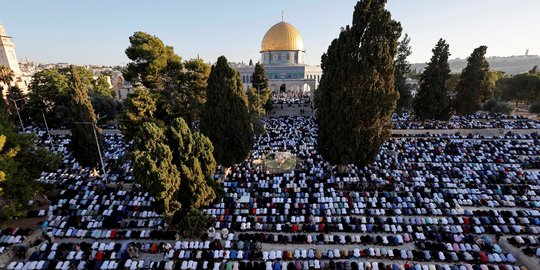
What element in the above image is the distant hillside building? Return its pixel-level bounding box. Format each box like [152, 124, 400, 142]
[235, 19, 322, 97]
[411, 55, 540, 75]
[110, 71, 133, 100]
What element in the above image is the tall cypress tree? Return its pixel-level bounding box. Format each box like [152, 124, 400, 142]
[395, 34, 412, 113]
[315, 0, 402, 167]
[251, 63, 272, 113]
[201, 56, 254, 167]
[252, 63, 269, 90]
[168, 118, 216, 211]
[67, 65, 103, 168]
[413, 39, 452, 120]
[133, 122, 181, 222]
[455, 46, 490, 115]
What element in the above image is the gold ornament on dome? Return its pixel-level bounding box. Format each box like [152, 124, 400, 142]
[261, 21, 305, 52]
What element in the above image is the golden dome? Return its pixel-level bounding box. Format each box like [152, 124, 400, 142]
[261, 21, 304, 52]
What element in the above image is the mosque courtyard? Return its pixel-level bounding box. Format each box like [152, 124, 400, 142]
[1, 100, 540, 270]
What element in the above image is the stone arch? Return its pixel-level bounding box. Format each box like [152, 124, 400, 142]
[302, 83, 312, 93]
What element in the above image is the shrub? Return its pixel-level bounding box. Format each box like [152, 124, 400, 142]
[177, 209, 211, 238]
[490, 101, 514, 114]
[529, 102, 540, 114]
[482, 99, 498, 112]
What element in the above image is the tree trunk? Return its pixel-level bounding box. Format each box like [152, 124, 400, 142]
[91, 167, 99, 177]
[337, 164, 349, 174]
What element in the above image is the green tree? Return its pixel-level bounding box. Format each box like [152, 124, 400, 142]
[529, 102, 540, 114]
[247, 87, 272, 115]
[132, 117, 219, 223]
[0, 65, 14, 95]
[487, 71, 504, 97]
[498, 73, 540, 105]
[93, 74, 115, 97]
[394, 33, 412, 113]
[455, 46, 491, 115]
[5, 86, 26, 121]
[66, 66, 103, 169]
[168, 118, 216, 212]
[446, 73, 461, 94]
[118, 87, 158, 140]
[26, 68, 71, 127]
[159, 58, 210, 124]
[61, 66, 93, 89]
[252, 63, 269, 90]
[124, 31, 183, 89]
[133, 122, 181, 222]
[201, 56, 254, 167]
[315, 0, 401, 167]
[91, 93, 122, 123]
[0, 106, 59, 221]
[250, 63, 272, 114]
[413, 39, 452, 120]
[0, 134, 17, 196]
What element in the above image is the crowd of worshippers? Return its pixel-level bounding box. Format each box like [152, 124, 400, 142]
[392, 113, 540, 130]
[507, 236, 540, 258]
[271, 93, 312, 105]
[0, 228, 32, 256]
[3, 116, 540, 270]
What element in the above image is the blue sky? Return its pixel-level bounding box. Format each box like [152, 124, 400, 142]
[2, 0, 539, 66]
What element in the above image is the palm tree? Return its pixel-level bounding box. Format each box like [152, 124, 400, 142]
[0, 65, 15, 88]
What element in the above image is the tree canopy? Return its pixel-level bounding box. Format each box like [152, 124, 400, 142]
[124, 31, 183, 89]
[394, 34, 412, 113]
[249, 63, 272, 115]
[133, 117, 217, 222]
[133, 122, 181, 221]
[122, 33, 212, 129]
[92, 74, 115, 97]
[413, 38, 452, 121]
[315, 0, 402, 167]
[158, 58, 210, 124]
[118, 87, 158, 140]
[497, 71, 540, 105]
[66, 66, 103, 169]
[0, 105, 59, 221]
[201, 56, 254, 167]
[26, 68, 71, 127]
[251, 63, 269, 91]
[0, 65, 15, 95]
[455, 46, 491, 115]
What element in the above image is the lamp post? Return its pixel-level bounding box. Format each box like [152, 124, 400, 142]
[74, 121, 106, 174]
[27, 107, 53, 148]
[8, 98, 26, 132]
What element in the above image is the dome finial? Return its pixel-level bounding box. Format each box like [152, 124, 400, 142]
[281, 10, 284, 22]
